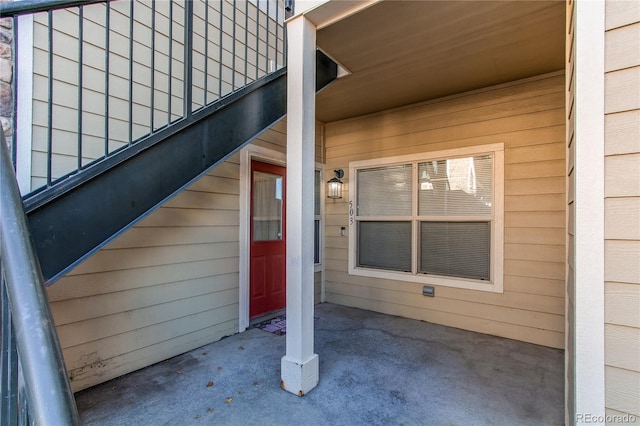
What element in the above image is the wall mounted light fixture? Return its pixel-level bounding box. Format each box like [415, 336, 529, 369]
[327, 169, 344, 199]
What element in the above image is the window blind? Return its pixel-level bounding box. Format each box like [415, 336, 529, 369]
[358, 221, 412, 272]
[418, 155, 492, 216]
[357, 165, 412, 216]
[420, 221, 490, 280]
[314, 219, 320, 264]
[314, 170, 321, 216]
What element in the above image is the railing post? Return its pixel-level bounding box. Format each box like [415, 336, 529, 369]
[1, 273, 19, 426]
[184, 0, 194, 117]
[11, 16, 19, 167]
[0, 133, 79, 425]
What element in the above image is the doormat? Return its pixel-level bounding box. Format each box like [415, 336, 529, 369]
[254, 315, 319, 336]
[256, 315, 287, 335]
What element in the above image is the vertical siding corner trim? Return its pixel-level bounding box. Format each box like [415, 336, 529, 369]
[572, 0, 606, 421]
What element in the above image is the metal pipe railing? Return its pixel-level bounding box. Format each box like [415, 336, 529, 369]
[0, 132, 79, 425]
[1, 270, 19, 425]
[0, 0, 106, 17]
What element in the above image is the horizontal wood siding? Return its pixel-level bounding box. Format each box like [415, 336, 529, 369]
[324, 73, 566, 349]
[247, 119, 324, 163]
[604, 2, 640, 419]
[30, 1, 185, 189]
[47, 123, 289, 392]
[27, 0, 283, 191]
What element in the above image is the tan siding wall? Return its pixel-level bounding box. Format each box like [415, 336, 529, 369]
[27, 0, 283, 191]
[251, 117, 286, 152]
[31, 1, 185, 189]
[47, 123, 291, 392]
[324, 73, 566, 349]
[604, 1, 640, 419]
[46, 117, 326, 392]
[565, 0, 576, 422]
[47, 154, 241, 392]
[241, 119, 324, 164]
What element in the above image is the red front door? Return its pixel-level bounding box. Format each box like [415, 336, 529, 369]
[250, 160, 286, 318]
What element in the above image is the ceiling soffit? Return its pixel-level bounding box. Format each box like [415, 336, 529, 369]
[314, 0, 566, 123]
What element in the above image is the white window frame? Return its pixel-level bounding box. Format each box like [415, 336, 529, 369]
[348, 143, 504, 293]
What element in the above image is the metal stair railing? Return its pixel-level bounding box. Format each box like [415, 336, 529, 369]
[0, 0, 340, 285]
[1, 0, 288, 203]
[0, 0, 294, 283]
[1, 131, 79, 425]
[0, 1, 290, 422]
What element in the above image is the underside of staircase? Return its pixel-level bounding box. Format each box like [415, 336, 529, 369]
[26, 52, 337, 284]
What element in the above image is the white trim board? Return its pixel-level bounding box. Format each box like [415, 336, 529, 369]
[300, 0, 382, 30]
[571, 0, 606, 423]
[16, 14, 34, 195]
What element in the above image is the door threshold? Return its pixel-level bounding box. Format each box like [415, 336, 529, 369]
[249, 308, 286, 327]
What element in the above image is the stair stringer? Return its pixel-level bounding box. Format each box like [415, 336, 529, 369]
[27, 71, 290, 284]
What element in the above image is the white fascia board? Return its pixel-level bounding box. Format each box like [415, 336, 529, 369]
[292, 0, 382, 30]
[288, 0, 381, 78]
[293, 0, 330, 15]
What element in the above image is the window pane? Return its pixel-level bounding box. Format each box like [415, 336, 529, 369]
[420, 221, 490, 280]
[253, 171, 283, 241]
[314, 219, 320, 264]
[358, 221, 412, 272]
[357, 165, 412, 216]
[418, 155, 492, 216]
[314, 170, 321, 216]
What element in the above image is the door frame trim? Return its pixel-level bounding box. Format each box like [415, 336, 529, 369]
[239, 144, 286, 332]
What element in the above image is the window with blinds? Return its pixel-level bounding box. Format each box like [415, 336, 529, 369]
[349, 144, 504, 292]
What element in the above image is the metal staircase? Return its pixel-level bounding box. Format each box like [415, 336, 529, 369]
[0, 0, 336, 423]
[26, 68, 289, 283]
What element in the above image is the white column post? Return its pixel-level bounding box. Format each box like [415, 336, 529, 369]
[573, 0, 606, 423]
[281, 14, 319, 396]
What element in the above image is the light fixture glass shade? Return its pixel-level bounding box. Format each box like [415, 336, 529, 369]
[327, 170, 344, 199]
[327, 177, 343, 199]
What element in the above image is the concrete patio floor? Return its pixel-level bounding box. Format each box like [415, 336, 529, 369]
[76, 303, 564, 425]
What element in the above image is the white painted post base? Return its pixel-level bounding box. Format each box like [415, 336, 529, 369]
[280, 354, 319, 396]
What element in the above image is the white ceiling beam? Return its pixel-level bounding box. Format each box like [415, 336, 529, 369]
[298, 0, 383, 30]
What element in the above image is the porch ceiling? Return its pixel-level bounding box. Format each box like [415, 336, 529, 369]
[314, 0, 566, 123]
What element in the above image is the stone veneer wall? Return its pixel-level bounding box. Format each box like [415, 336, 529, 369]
[0, 7, 13, 139]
